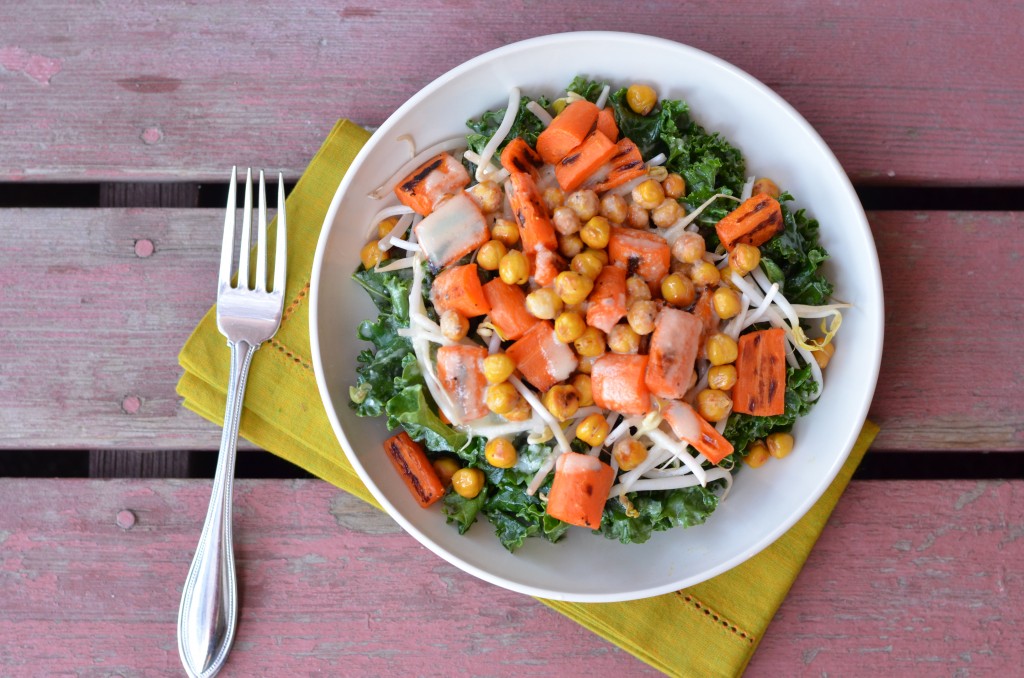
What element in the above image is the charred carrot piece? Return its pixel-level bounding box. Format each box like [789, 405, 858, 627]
[607, 226, 671, 287]
[715, 195, 784, 251]
[430, 263, 491, 318]
[436, 344, 490, 421]
[583, 138, 646, 193]
[394, 152, 471, 216]
[500, 136, 544, 178]
[507, 171, 558, 254]
[585, 265, 627, 333]
[645, 307, 702, 400]
[413, 192, 490, 270]
[481, 278, 539, 341]
[530, 248, 567, 287]
[591, 353, 652, 416]
[506, 321, 578, 392]
[732, 328, 787, 416]
[535, 99, 600, 164]
[545, 452, 615, 529]
[596, 107, 619, 142]
[554, 130, 619, 193]
[383, 431, 446, 508]
[662, 400, 735, 464]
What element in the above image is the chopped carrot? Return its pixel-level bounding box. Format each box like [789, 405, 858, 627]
[554, 130, 619, 193]
[507, 171, 558, 254]
[394, 152, 471, 216]
[585, 265, 627, 333]
[607, 226, 671, 287]
[662, 400, 735, 464]
[413, 192, 490, 270]
[535, 99, 599, 164]
[545, 452, 615, 529]
[436, 344, 490, 421]
[591, 353, 652, 416]
[430, 263, 490, 318]
[383, 431, 446, 508]
[499, 136, 544, 178]
[645, 307, 702, 400]
[531, 248, 567, 287]
[732, 328, 787, 416]
[581, 138, 645, 193]
[691, 288, 718, 359]
[715, 195, 784, 251]
[506, 321, 578, 392]
[596, 107, 619, 142]
[481, 278, 539, 340]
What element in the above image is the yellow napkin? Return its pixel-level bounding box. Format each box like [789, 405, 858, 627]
[177, 119, 878, 677]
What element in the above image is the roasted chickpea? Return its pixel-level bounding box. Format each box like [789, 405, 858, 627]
[482, 353, 516, 384]
[662, 173, 686, 199]
[503, 397, 533, 422]
[542, 186, 565, 212]
[712, 286, 742, 320]
[608, 323, 641, 354]
[542, 384, 580, 421]
[432, 457, 460, 486]
[613, 437, 649, 471]
[377, 216, 399, 238]
[632, 179, 666, 210]
[600, 193, 628, 224]
[647, 164, 668, 182]
[626, 299, 658, 335]
[705, 333, 739, 366]
[766, 432, 795, 459]
[554, 311, 586, 343]
[661, 272, 696, 307]
[651, 198, 684, 228]
[571, 373, 594, 407]
[552, 205, 581, 236]
[554, 271, 594, 306]
[440, 309, 469, 341]
[360, 241, 388, 269]
[689, 260, 721, 288]
[812, 340, 836, 369]
[491, 218, 520, 246]
[626, 275, 652, 304]
[573, 326, 606, 358]
[729, 243, 761, 276]
[576, 355, 597, 374]
[626, 202, 649, 229]
[580, 216, 611, 249]
[707, 364, 738, 391]
[626, 83, 657, 116]
[571, 250, 604, 280]
[485, 437, 518, 468]
[565, 189, 600, 221]
[451, 467, 485, 498]
[696, 388, 733, 422]
[476, 239, 507, 271]
[745, 440, 770, 468]
[558, 233, 585, 258]
[585, 247, 609, 265]
[575, 413, 610, 447]
[499, 249, 530, 285]
[751, 177, 781, 199]
[526, 287, 564, 320]
[469, 180, 503, 213]
[486, 382, 520, 415]
[671, 231, 706, 264]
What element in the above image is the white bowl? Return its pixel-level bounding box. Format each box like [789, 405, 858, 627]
[310, 32, 883, 602]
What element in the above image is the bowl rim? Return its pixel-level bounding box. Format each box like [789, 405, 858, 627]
[309, 30, 884, 602]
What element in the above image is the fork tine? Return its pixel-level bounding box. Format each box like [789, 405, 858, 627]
[254, 170, 268, 292]
[273, 172, 287, 295]
[237, 168, 253, 290]
[219, 166, 238, 287]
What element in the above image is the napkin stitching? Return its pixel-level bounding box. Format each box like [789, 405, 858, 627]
[676, 592, 756, 645]
[268, 338, 313, 373]
[280, 280, 311, 323]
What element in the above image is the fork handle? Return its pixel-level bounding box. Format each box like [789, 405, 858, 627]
[177, 339, 257, 678]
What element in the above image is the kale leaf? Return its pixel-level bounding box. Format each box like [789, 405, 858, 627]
[466, 95, 549, 156]
[600, 485, 720, 545]
[723, 364, 819, 457]
[565, 76, 606, 102]
[760, 193, 834, 306]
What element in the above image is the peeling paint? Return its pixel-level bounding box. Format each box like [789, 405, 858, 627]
[0, 46, 63, 85]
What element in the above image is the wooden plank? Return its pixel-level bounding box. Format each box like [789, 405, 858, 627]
[0, 478, 1019, 675]
[1, 208, 1020, 452]
[0, 2, 1021, 185]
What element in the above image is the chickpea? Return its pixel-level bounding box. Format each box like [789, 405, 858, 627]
[613, 437, 649, 471]
[662, 173, 686, 199]
[696, 388, 733, 422]
[576, 354, 597, 374]
[707, 364, 738, 391]
[360, 241, 388, 269]
[812, 340, 836, 369]
[571, 373, 594, 407]
[632, 179, 666, 210]
[377, 216, 399, 238]
[469, 180, 503, 213]
[499, 249, 530, 285]
[486, 382, 520, 415]
[600, 193, 628, 224]
[432, 457, 460, 486]
[440, 309, 469, 341]
[451, 467, 485, 498]
[552, 205, 582, 236]
[647, 164, 668, 182]
[626, 203, 649, 229]
[745, 440, 770, 468]
[526, 287, 564, 320]
[712, 286, 742, 320]
[626, 300, 658, 335]
[575, 413, 610, 447]
[542, 384, 581, 421]
[766, 432, 795, 459]
[558, 233, 585, 258]
[482, 353, 516, 384]
[554, 271, 594, 306]
[626, 275, 652, 304]
[554, 311, 585, 343]
[661, 272, 696, 307]
[571, 250, 604, 280]
[671, 231, 706, 264]
[503, 397, 533, 422]
[542, 186, 565, 212]
[751, 177, 781, 199]
[607, 323, 641, 354]
[626, 83, 658, 116]
[491, 218, 520, 246]
[485, 437, 518, 468]
[476, 239, 507, 271]
[651, 198, 684, 229]
[729, 243, 761, 276]
[690, 260, 721, 288]
[573, 326, 606, 357]
[585, 247, 609, 265]
[580, 216, 611, 249]
[565, 189, 600, 221]
[705, 332, 739, 366]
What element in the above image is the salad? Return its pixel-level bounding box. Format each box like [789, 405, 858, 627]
[349, 77, 845, 551]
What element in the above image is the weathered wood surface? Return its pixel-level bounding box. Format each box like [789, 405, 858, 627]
[1, 208, 1020, 452]
[1, 1, 1021, 185]
[0, 478, 1019, 676]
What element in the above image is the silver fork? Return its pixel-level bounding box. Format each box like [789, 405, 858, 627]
[177, 167, 287, 678]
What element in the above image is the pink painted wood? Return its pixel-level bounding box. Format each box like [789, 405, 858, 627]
[0, 2, 1021, 184]
[0, 478, 1020, 676]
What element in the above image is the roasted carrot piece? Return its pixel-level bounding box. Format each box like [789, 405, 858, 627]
[383, 431, 446, 508]
[607, 226, 671, 287]
[596, 107, 619, 142]
[732, 328, 787, 416]
[582, 138, 645, 193]
[505, 321, 578, 392]
[554, 130, 619, 193]
[585, 265, 627, 333]
[545, 452, 615, 529]
[436, 344, 490, 421]
[591, 353, 652, 416]
[481, 278, 539, 340]
[430, 263, 490, 318]
[662, 400, 735, 464]
[715, 195, 784, 251]
[507, 171, 558, 254]
[499, 136, 544, 178]
[530, 248, 567, 287]
[645, 307, 702, 400]
[413, 192, 490, 270]
[690, 288, 718, 360]
[535, 99, 600, 164]
[394, 152, 471, 216]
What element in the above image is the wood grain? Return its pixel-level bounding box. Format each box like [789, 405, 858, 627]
[0, 1, 1021, 185]
[1, 208, 1019, 453]
[0, 478, 1019, 676]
